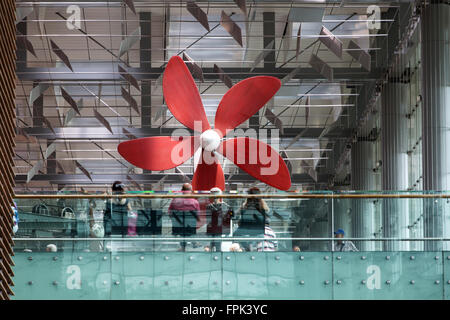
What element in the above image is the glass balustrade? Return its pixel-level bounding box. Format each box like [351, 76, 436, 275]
[10, 191, 450, 299]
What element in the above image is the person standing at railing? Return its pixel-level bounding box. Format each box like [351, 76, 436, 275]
[103, 181, 133, 237]
[239, 187, 270, 216]
[204, 187, 234, 252]
[234, 187, 270, 251]
[101, 181, 141, 253]
[168, 183, 200, 251]
[332, 229, 358, 252]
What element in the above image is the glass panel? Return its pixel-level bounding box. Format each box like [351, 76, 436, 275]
[153, 253, 184, 299]
[333, 252, 443, 300]
[11, 251, 111, 300]
[180, 253, 222, 299]
[222, 252, 269, 300]
[12, 192, 450, 254]
[298, 197, 331, 252]
[266, 252, 333, 300]
[13, 196, 104, 253]
[110, 252, 154, 300]
[109, 252, 222, 299]
[11, 251, 449, 300]
[445, 253, 450, 300]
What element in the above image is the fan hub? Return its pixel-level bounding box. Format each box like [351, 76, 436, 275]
[200, 129, 221, 152]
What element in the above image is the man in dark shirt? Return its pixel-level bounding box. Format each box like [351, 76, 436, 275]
[103, 181, 132, 237]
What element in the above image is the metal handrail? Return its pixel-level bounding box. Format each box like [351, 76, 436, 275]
[13, 193, 450, 199]
[11, 237, 450, 242]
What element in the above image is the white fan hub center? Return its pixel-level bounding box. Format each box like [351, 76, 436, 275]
[200, 129, 221, 152]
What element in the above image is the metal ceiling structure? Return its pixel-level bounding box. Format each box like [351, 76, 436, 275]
[13, 0, 416, 192]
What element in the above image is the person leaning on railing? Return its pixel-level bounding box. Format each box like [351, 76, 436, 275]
[239, 187, 270, 215]
[204, 187, 234, 252]
[234, 187, 270, 251]
[103, 181, 133, 237]
[168, 183, 200, 251]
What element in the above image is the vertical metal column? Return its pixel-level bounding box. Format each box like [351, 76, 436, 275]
[140, 12, 152, 191]
[141, 81, 152, 128]
[381, 83, 410, 251]
[140, 12, 152, 128]
[262, 12, 275, 70]
[250, 12, 276, 132]
[421, 2, 450, 251]
[351, 81, 378, 251]
[351, 141, 376, 251]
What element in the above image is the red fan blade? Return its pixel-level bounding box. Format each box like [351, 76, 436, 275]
[192, 150, 225, 191]
[214, 76, 281, 137]
[118, 136, 199, 171]
[218, 137, 291, 190]
[163, 56, 210, 132]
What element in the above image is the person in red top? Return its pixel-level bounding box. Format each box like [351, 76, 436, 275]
[168, 183, 200, 251]
[168, 183, 200, 213]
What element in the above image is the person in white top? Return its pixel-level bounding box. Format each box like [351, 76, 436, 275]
[256, 218, 278, 252]
[332, 229, 358, 252]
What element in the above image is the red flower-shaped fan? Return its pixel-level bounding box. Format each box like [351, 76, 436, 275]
[118, 56, 291, 191]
